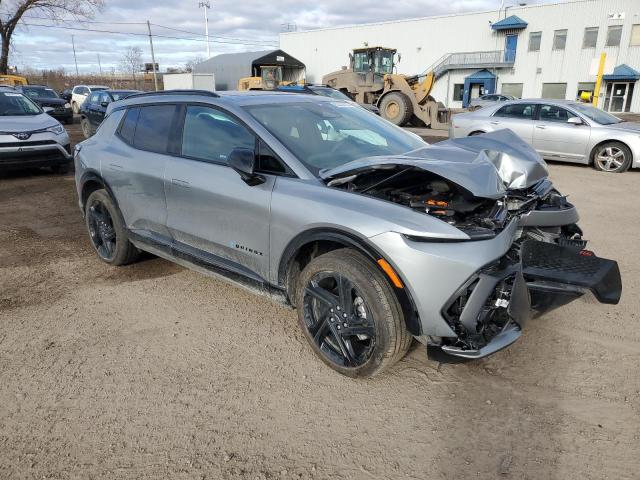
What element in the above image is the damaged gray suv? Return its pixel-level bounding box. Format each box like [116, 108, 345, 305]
[74, 90, 622, 377]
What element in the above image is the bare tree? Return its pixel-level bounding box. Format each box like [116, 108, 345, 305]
[0, 0, 103, 74]
[119, 46, 142, 88]
[184, 56, 204, 73]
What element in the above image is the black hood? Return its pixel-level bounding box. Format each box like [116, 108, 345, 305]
[31, 97, 66, 106]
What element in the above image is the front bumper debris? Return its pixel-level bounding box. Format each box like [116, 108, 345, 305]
[431, 239, 622, 361]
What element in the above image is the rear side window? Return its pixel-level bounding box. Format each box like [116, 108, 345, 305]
[494, 104, 535, 119]
[538, 104, 571, 122]
[181, 105, 255, 164]
[133, 104, 177, 153]
[119, 107, 139, 144]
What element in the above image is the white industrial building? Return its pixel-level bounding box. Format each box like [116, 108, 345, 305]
[280, 0, 640, 112]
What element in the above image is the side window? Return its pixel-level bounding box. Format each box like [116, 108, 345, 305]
[132, 104, 177, 154]
[72, 86, 79, 94]
[494, 103, 535, 119]
[89, 92, 101, 104]
[99, 92, 110, 104]
[181, 105, 255, 164]
[538, 104, 571, 122]
[118, 107, 140, 145]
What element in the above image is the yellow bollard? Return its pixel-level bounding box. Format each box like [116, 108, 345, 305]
[592, 53, 606, 108]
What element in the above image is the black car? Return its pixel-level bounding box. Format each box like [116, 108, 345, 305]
[276, 84, 380, 115]
[18, 85, 73, 124]
[79, 89, 140, 138]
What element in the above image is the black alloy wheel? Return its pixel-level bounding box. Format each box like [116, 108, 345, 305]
[302, 271, 376, 368]
[87, 199, 117, 262]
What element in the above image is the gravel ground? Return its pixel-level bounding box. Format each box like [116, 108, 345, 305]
[0, 122, 639, 479]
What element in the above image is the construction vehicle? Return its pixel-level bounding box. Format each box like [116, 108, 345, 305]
[322, 47, 449, 130]
[238, 65, 287, 91]
[0, 74, 28, 87]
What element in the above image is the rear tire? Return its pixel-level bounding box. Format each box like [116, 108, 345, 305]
[85, 189, 140, 266]
[592, 141, 632, 173]
[81, 117, 92, 139]
[295, 249, 412, 377]
[380, 92, 413, 126]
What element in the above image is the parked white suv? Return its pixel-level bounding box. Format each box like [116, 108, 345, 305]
[71, 85, 109, 114]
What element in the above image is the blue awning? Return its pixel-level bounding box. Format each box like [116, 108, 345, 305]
[603, 64, 640, 81]
[465, 69, 496, 80]
[491, 15, 528, 31]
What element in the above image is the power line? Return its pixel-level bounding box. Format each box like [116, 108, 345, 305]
[0, 13, 277, 45]
[150, 23, 276, 44]
[16, 21, 278, 46]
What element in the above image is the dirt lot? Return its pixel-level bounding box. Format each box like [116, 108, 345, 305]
[1, 124, 639, 479]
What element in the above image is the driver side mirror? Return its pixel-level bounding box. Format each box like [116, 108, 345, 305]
[567, 116, 584, 125]
[228, 148, 265, 186]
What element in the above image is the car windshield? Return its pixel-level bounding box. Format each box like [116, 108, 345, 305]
[22, 87, 59, 99]
[309, 87, 352, 101]
[572, 104, 620, 125]
[0, 91, 41, 116]
[244, 101, 425, 174]
[109, 92, 133, 101]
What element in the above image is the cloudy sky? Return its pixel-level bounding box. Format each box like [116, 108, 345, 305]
[6, 0, 557, 73]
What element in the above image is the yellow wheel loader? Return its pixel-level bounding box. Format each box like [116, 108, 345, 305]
[322, 47, 450, 129]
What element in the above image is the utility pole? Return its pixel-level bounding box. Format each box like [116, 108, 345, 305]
[71, 35, 79, 76]
[199, 1, 211, 58]
[147, 20, 159, 91]
[97, 53, 102, 75]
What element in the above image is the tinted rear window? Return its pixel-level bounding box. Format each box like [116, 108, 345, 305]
[133, 104, 177, 153]
[119, 107, 139, 144]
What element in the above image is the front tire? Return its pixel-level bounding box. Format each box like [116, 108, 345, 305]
[379, 92, 413, 126]
[295, 249, 412, 377]
[85, 189, 140, 266]
[592, 141, 632, 173]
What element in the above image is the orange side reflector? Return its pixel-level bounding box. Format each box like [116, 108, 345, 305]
[377, 259, 404, 289]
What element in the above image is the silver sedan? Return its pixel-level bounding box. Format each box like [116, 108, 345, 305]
[450, 99, 640, 173]
[468, 94, 516, 110]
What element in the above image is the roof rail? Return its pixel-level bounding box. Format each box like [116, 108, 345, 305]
[124, 89, 219, 100]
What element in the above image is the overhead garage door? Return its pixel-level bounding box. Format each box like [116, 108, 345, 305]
[542, 83, 567, 99]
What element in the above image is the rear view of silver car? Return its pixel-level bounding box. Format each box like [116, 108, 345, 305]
[74, 91, 621, 377]
[451, 99, 640, 173]
[0, 90, 72, 173]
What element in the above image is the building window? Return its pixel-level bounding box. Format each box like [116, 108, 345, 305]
[542, 83, 567, 99]
[553, 30, 567, 50]
[606, 25, 623, 47]
[582, 27, 598, 48]
[577, 82, 595, 100]
[630, 24, 640, 46]
[528, 32, 541, 51]
[453, 84, 464, 102]
[501, 83, 523, 98]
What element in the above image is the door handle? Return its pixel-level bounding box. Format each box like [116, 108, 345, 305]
[108, 163, 123, 170]
[535, 125, 546, 129]
[490, 121, 500, 125]
[171, 178, 190, 188]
